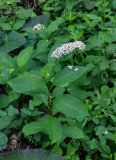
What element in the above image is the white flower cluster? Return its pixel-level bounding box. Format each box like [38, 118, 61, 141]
[33, 23, 44, 31]
[104, 131, 108, 135]
[67, 65, 79, 71]
[51, 41, 85, 58]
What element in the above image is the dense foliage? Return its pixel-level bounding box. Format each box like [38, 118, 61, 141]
[0, 0, 116, 159]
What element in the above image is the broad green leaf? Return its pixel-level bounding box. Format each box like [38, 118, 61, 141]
[42, 116, 62, 143]
[52, 87, 65, 97]
[53, 95, 89, 119]
[54, 66, 88, 87]
[16, 8, 34, 20]
[65, 0, 75, 11]
[0, 53, 15, 84]
[0, 31, 26, 53]
[46, 17, 65, 34]
[23, 116, 62, 143]
[0, 117, 11, 130]
[0, 132, 8, 151]
[17, 46, 33, 69]
[0, 23, 11, 31]
[36, 94, 48, 105]
[62, 126, 85, 139]
[23, 121, 42, 135]
[87, 35, 104, 50]
[35, 40, 50, 62]
[0, 149, 63, 160]
[37, 40, 50, 55]
[13, 20, 25, 30]
[67, 85, 90, 100]
[8, 72, 48, 95]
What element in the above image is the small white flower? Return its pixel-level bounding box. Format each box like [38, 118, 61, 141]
[67, 65, 73, 69]
[51, 41, 85, 58]
[33, 23, 44, 31]
[104, 131, 108, 135]
[74, 67, 79, 71]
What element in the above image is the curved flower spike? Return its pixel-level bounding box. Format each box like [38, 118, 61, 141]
[51, 41, 85, 58]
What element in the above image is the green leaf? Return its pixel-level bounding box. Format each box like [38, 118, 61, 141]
[37, 40, 50, 55]
[7, 105, 19, 117]
[62, 126, 85, 139]
[36, 94, 48, 105]
[23, 121, 42, 135]
[65, 0, 75, 11]
[52, 145, 62, 155]
[0, 132, 8, 151]
[87, 35, 104, 50]
[0, 23, 11, 31]
[54, 66, 88, 87]
[0, 31, 26, 53]
[13, 20, 25, 30]
[17, 46, 33, 69]
[23, 116, 62, 143]
[42, 116, 62, 143]
[65, 143, 77, 159]
[0, 53, 15, 84]
[67, 84, 90, 100]
[112, 0, 116, 9]
[47, 17, 65, 34]
[0, 117, 11, 130]
[52, 87, 65, 97]
[0, 94, 9, 109]
[0, 149, 63, 160]
[53, 95, 89, 119]
[8, 72, 48, 95]
[16, 8, 34, 20]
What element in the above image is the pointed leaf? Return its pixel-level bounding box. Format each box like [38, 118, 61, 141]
[54, 66, 88, 87]
[17, 46, 33, 69]
[23, 116, 62, 143]
[0, 31, 26, 53]
[8, 72, 48, 95]
[53, 95, 89, 119]
[62, 126, 85, 139]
